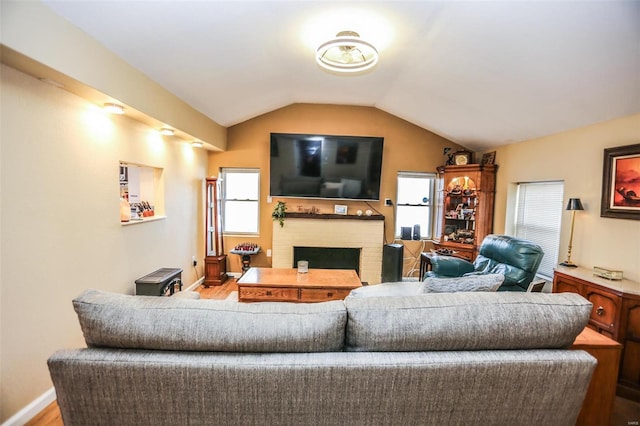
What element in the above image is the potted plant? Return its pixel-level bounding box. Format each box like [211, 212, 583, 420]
[272, 201, 287, 227]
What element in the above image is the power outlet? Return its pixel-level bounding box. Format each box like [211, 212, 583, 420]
[384, 198, 393, 206]
[192, 256, 197, 267]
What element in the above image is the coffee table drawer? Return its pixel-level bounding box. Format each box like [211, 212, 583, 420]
[239, 286, 298, 302]
[300, 288, 352, 302]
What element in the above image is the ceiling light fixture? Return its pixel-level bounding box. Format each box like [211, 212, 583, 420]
[159, 127, 175, 136]
[316, 31, 379, 73]
[192, 141, 203, 148]
[103, 103, 125, 114]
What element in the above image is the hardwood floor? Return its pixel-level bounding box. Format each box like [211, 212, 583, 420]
[24, 401, 62, 426]
[195, 276, 238, 299]
[614, 397, 640, 425]
[26, 278, 640, 425]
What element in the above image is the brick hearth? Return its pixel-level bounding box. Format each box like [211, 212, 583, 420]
[272, 215, 384, 284]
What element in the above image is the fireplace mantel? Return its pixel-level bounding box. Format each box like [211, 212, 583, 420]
[272, 216, 384, 284]
[285, 213, 384, 221]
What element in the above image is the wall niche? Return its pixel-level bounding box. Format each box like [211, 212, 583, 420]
[119, 162, 165, 224]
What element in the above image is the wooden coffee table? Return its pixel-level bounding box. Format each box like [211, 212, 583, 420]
[237, 267, 362, 303]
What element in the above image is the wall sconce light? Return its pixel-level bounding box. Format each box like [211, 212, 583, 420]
[191, 141, 203, 148]
[103, 103, 125, 114]
[560, 198, 584, 267]
[159, 127, 175, 136]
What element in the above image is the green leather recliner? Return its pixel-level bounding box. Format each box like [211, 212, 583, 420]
[427, 234, 544, 291]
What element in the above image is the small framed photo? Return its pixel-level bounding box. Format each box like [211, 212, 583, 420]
[334, 205, 348, 215]
[444, 224, 458, 235]
[481, 151, 496, 165]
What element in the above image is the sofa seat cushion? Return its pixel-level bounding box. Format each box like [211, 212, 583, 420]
[74, 289, 346, 352]
[344, 292, 591, 352]
[422, 274, 504, 293]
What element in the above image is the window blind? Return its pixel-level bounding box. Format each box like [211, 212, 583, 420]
[514, 181, 564, 279]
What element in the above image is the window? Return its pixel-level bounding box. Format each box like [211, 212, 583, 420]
[395, 172, 436, 239]
[514, 181, 564, 279]
[220, 168, 260, 234]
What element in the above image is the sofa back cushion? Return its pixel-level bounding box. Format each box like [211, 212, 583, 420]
[74, 289, 346, 352]
[344, 292, 591, 351]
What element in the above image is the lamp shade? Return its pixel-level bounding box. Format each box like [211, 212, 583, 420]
[566, 198, 584, 211]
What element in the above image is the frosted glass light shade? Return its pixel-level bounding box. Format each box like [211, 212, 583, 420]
[316, 31, 378, 73]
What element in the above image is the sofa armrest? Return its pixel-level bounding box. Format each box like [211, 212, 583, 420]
[427, 255, 475, 278]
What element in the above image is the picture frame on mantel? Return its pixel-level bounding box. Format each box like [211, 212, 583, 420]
[600, 143, 640, 220]
[334, 205, 348, 215]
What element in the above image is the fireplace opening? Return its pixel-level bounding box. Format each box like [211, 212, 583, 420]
[293, 247, 361, 276]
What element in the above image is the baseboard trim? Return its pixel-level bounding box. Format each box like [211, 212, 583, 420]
[2, 387, 56, 426]
[183, 276, 205, 292]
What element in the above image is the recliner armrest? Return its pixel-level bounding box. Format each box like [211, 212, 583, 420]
[427, 255, 475, 278]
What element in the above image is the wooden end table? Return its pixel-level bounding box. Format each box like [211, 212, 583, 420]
[571, 326, 622, 425]
[419, 252, 434, 279]
[237, 267, 362, 303]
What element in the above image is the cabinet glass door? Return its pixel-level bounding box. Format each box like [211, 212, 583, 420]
[206, 178, 224, 256]
[443, 176, 477, 245]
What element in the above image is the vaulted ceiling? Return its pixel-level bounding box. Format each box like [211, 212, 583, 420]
[42, 1, 640, 152]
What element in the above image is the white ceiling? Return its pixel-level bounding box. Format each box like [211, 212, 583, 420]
[42, 1, 640, 152]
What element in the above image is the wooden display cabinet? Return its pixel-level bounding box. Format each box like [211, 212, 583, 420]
[203, 177, 228, 287]
[434, 164, 497, 261]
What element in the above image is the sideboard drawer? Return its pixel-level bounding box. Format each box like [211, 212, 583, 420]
[300, 288, 352, 302]
[238, 286, 299, 302]
[586, 288, 621, 337]
[553, 276, 583, 294]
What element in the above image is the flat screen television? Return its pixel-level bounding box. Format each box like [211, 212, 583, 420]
[269, 133, 384, 201]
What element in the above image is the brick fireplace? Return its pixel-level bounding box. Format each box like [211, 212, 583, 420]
[272, 214, 384, 284]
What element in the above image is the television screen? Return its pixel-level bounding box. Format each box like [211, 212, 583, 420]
[269, 133, 384, 200]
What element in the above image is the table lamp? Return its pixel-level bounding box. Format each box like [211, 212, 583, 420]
[559, 198, 584, 267]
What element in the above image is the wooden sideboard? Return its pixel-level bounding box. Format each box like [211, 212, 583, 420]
[554, 266, 640, 401]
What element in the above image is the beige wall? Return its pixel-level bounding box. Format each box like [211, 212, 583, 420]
[0, 65, 209, 421]
[493, 113, 640, 282]
[208, 103, 462, 275]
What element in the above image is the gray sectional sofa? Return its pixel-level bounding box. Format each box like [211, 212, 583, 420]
[48, 289, 596, 425]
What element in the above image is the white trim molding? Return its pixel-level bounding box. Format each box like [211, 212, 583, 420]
[2, 387, 56, 426]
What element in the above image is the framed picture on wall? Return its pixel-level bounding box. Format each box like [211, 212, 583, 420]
[481, 151, 496, 165]
[601, 143, 640, 220]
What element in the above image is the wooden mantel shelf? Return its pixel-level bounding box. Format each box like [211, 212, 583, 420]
[285, 213, 384, 220]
